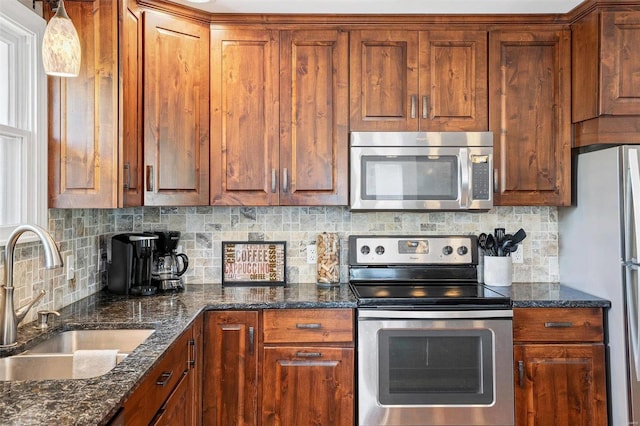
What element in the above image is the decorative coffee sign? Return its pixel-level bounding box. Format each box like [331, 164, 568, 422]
[222, 241, 286, 285]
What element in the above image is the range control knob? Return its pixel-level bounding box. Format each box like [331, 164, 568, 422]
[375, 245, 385, 255]
[457, 246, 469, 256]
[360, 245, 370, 255]
[442, 245, 453, 255]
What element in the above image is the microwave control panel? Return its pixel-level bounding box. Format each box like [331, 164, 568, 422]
[471, 155, 490, 200]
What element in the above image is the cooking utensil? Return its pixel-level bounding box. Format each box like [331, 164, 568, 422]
[485, 234, 497, 256]
[510, 228, 527, 245]
[494, 228, 505, 244]
[478, 233, 487, 251]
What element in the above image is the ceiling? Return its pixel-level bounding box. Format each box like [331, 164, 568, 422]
[165, 0, 586, 15]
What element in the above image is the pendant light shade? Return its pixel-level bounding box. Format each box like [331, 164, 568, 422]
[42, 0, 81, 77]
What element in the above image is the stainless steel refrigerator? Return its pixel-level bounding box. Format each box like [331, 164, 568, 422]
[559, 145, 640, 426]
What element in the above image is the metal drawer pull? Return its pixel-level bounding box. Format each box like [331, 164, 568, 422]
[544, 321, 573, 328]
[156, 371, 173, 386]
[295, 323, 322, 329]
[123, 163, 131, 190]
[189, 339, 196, 368]
[518, 361, 524, 387]
[296, 351, 322, 358]
[282, 168, 288, 193]
[146, 165, 154, 192]
[271, 169, 276, 193]
[422, 96, 428, 119]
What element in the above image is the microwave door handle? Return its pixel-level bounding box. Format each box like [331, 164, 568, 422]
[459, 149, 469, 207]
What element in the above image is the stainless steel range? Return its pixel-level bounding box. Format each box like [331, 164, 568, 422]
[349, 235, 514, 426]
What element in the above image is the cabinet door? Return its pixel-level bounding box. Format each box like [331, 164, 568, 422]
[152, 371, 192, 426]
[203, 311, 259, 426]
[210, 29, 279, 205]
[489, 30, 571, 206]
[350, 30, 419, 131]
[143, 11, 209, 206]
[262, 346, 354, 426]
[120, 0, 143, 207]
[419, 31, 488, 131]
[47, 0, 119, 208]
[514, 344, 607, 426]
[190, 314, 204, 426]
[279, 30, 348, 206]
[601, 11, 640, 115]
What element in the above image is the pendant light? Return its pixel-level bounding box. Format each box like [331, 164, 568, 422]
[42, 0, 81, 77]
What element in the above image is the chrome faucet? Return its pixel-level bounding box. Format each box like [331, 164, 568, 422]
[1, 224, 63, 347]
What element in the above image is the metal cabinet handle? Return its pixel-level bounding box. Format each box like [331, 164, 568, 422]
[156, 371, 173, 387]
[295, 323, 322, 329]
[422, 96, 428, 119]
[410, 95, 417, 119]
[544, 321, 573, 328]
[271, 169, 276, 193]
[188, 339, 196, 368]
[493, 168, 498, 193]
[282, 168, 288, 193]
[518, 361, 524, 387]
[248, 326, 255, 355]
[123, 163, 131, 190]
[146, 165, 154, 192]
[296, 351, 322, 358]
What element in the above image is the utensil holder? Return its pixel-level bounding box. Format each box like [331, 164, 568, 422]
[316, 232, 340, 287]
[483, 256, 512, 286]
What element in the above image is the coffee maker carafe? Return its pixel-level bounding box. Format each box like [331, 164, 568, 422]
[152, 231, 189, 291]
[108, 233, 159, 296]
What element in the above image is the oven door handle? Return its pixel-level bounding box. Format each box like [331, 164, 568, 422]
[357, 309, 513, 319]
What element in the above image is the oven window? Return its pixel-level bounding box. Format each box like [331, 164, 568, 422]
[378, 329, 494, 405]
[361, 155, 458, 200]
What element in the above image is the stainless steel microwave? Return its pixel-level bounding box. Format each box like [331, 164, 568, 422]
[350, 132, 494, 211]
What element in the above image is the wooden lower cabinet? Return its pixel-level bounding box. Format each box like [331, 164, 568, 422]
[202, 309, 354, 426]
[513, 308, 608, 426]
[261, 346, 354, 426]
[123, 315, 203, 425]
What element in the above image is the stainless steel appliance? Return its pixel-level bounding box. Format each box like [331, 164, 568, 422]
[349, 235, 514, 426]
[152, 231, 189, 291]
[349, 132, 493, 211]
[559, 145, 640, 425]
[107, 233, 158, 296]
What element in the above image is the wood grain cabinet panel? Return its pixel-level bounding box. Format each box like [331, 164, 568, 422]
[203, 311, 259, 426]
[350, 30, 488, 131]
[513, 308, 608, 426]
[143, 11, 210, 206]
[489, 29, 571, 206]
[210, 29, 348, 206]
[47, 0, 119, 208]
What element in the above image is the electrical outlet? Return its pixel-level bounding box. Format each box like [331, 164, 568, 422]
[511, 244, 524, 264]
[307, 244, 317, 264]
[66, 255, 75, 280]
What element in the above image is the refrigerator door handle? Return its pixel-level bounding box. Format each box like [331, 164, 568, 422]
[627, 148, 640, 381]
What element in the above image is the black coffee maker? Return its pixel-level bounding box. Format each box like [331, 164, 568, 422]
[152, 231, 189, 291]
[107, 233, 159, 296]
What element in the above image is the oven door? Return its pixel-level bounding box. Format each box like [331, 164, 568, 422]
[349, 146, 492, 211]
[357, 309, 514, 426]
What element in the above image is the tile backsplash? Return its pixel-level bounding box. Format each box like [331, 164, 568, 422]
[0, 206, 558, 324]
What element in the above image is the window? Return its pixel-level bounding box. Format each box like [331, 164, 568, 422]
[0, 1, 47, 246]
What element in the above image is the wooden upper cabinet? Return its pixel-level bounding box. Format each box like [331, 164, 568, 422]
[48, 0, 119, 208]
[210, 29, 280, 206]
[211, 28, 348, 206]
[120, 0, 143, 207]
[279, 30, 349, 205]
[350, 30, 488, 131]
[574, 9, 640, 122]
[143, 11, 210, 206]
[489, 29, 571, 206]
[573, 8, 640, 146]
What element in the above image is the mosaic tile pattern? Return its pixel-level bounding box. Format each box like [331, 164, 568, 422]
[0, 206, 559, 323]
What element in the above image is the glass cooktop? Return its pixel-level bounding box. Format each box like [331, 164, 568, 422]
[350, 283, 511, 308]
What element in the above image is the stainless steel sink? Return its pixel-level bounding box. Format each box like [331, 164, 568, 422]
[22, 329, 155, 354]
[0, 329, 155, 381]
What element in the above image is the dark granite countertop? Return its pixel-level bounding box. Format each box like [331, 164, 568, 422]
[489, 282, 611, 308]
[0, 283, 356, 426]
[0, 281, 609, 425]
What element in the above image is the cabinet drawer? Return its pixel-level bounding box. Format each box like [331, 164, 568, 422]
[513, 307, 604, 343]
[263, 309, 353, 344]
[124, 329, 190, 425]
